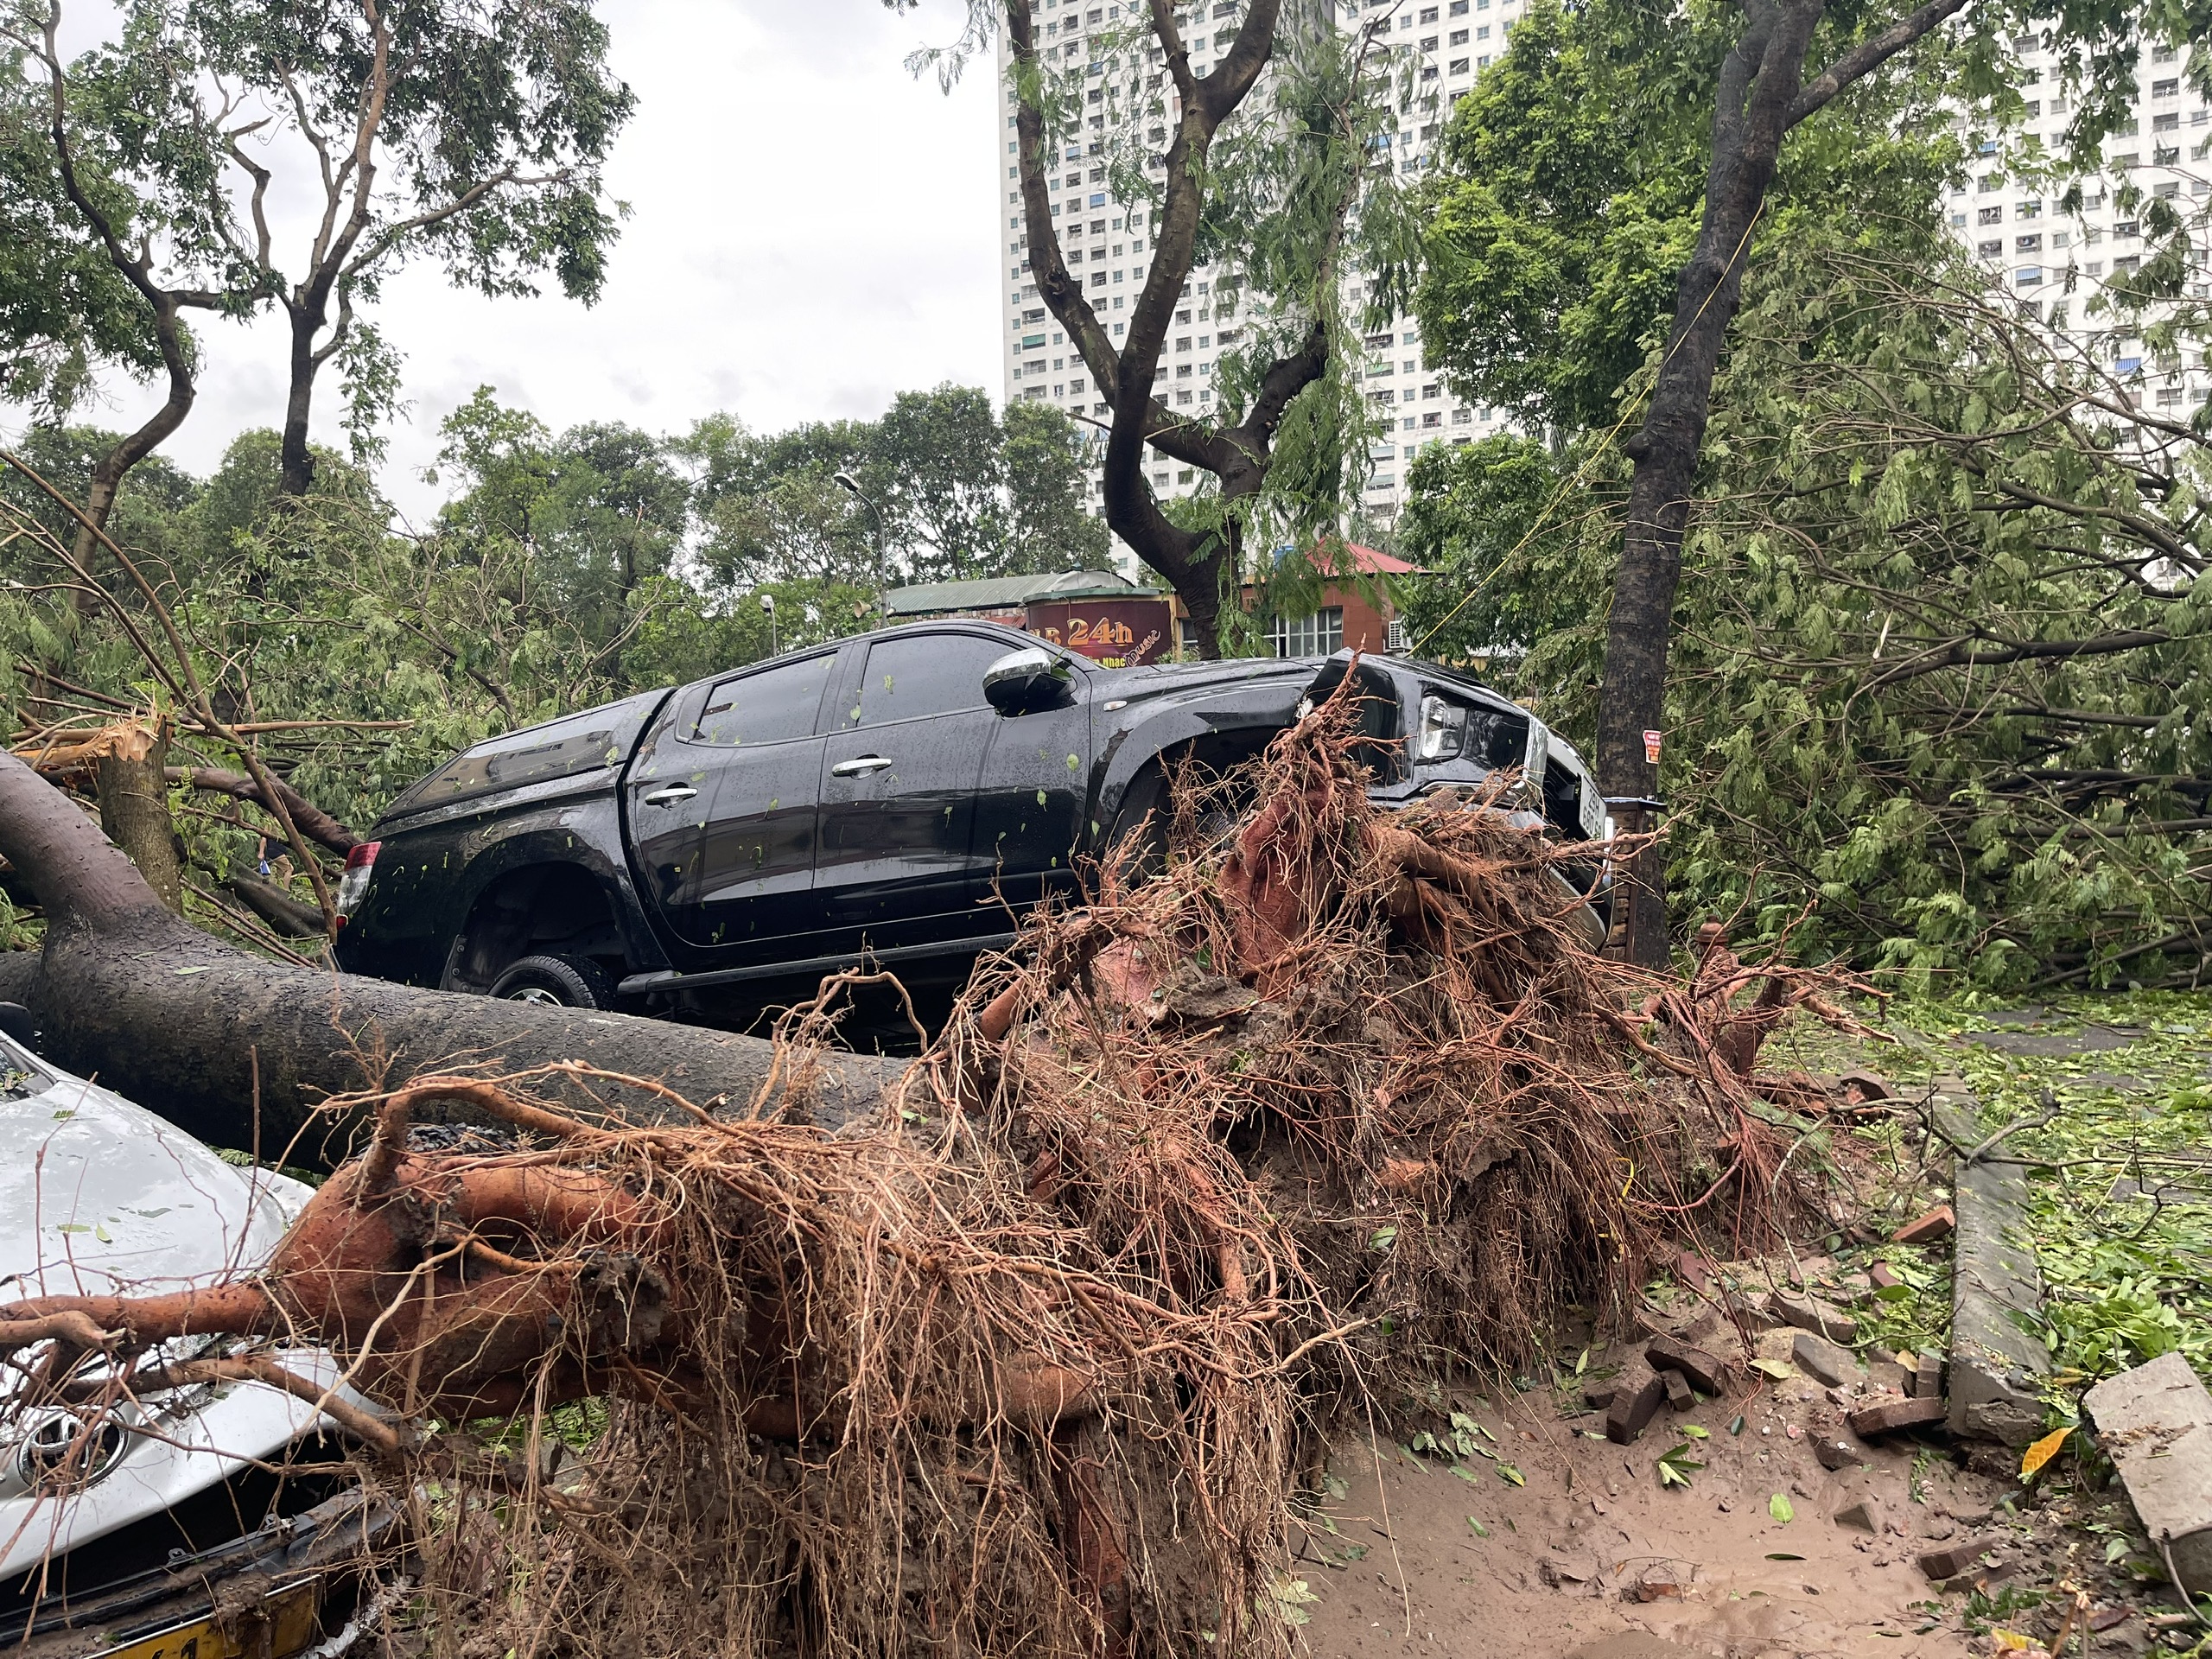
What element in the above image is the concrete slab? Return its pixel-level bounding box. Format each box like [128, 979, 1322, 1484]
[2082, 1352, 2212, 1599]
[1933, 1082, 2052, 1446]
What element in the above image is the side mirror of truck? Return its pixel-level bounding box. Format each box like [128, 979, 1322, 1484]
[983, 646, 1075, 715]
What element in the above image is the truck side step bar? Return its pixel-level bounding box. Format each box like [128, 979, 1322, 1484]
[617, 932, 1020, 999]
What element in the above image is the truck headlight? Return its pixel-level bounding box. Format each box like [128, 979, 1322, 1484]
[1414, 695, 1467, 762]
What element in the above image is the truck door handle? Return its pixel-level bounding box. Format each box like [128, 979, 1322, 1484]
[639, 784, 699, 807]
[831, 755, 893, 778]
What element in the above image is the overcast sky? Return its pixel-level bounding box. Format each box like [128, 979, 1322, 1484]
[14, 1, 1004, 523]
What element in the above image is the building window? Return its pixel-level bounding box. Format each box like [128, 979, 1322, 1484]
[1272, 607, 1344, 658]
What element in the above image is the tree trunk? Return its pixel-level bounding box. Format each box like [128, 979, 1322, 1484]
[60, 296, 196, 619]
[1006, 0, 1344, 662]
[0, 753, 890, 1155]
[280, 305, 319, 496]
[92, 722, 181, 913]
[1593, 6, 1819, 966]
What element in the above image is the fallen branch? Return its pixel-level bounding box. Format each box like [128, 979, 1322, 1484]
[168, 766, 361, 855]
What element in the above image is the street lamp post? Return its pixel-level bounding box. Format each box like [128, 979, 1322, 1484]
[760, 590, 778, 656]
[833, 471, 888, 624]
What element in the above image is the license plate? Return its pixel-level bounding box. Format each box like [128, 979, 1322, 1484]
[91, 1576, 322, 1659]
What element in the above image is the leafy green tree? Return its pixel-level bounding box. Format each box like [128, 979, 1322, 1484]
[681, 391, 1109, 591]
[680, 414, 880, 595]
[10, 0, 635, 500]
[1408, 228, 2212, 990]
[1418, 0, 2184, 961]
[999, 397, 1109, 574]
[873, 385, 1008, 581]
[2, 3, 267, 585]
[198, 0, 635, 493]
[0, 43, 160, 425]
[428, 391, 687, 656]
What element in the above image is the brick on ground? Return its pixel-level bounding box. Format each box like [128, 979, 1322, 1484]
[1916, 1535, 2008, 1581]
[1849, 1395, 1948, 1437]
[1771, 1290, 1859, 1344]
[1893, 1205, 1956, 1244]
[1646, 1334, 1730, 1396]
[1792, 1331, 1859, 1388]
[1605, 1361, 1667, 1445]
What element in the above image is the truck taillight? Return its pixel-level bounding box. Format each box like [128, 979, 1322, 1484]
[336, 840, 380, 918]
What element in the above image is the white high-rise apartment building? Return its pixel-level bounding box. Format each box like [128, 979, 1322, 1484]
[995, 7, 2210, 575]
[1957, 34, 2210, 414]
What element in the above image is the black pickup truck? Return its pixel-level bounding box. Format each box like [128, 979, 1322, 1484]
[333, 619, 1610, 1017]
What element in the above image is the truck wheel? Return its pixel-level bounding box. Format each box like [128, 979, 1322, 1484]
[1106, 760, 1244, 885]
[488, 954, 617, 1010]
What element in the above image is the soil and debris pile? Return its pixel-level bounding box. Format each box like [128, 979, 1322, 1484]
[0, 690, 1866, 1657]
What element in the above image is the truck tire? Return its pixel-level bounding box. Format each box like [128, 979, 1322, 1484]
[487, 953, 618, 1010]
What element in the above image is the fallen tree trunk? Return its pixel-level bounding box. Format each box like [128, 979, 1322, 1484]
[0, 753, 889, 1154]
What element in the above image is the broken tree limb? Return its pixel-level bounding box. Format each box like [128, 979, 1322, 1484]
[227, 866, 330, 938]
[167, 765, 361, 856]
[0, 751, 891, 1153]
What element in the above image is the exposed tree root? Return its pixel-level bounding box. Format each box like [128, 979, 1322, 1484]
[0, 684, 1876, 1656]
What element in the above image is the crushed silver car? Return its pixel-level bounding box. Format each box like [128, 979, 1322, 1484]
[0, 1016, 387, 1657]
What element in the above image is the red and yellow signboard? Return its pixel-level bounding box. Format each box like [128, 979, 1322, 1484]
[1018, 597, 1173, 667]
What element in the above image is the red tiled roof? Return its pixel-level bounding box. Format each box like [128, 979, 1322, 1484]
[1312, 540, 1422, 576]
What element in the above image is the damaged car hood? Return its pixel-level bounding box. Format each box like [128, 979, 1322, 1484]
[0, 1045, 302, 1299]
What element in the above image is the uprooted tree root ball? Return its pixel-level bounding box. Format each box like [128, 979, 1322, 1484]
[0, 692, 1875, 1656]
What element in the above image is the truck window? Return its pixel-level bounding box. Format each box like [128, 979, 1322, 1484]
[844, 635, 1010, 728]
[692, 653, 834, 747]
